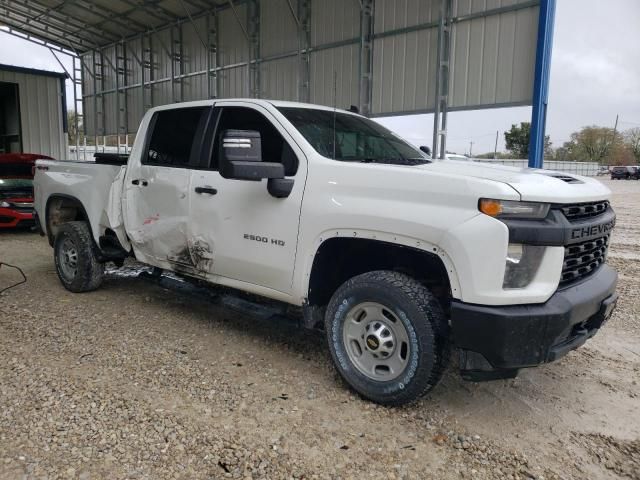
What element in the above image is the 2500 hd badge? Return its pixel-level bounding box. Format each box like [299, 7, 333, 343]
[244, 233, 285, 247]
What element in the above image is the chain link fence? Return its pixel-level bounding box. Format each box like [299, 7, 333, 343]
[474, 159, 602, 176]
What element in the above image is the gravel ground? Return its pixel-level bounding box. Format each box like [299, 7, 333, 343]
[1, 178, 639, 480]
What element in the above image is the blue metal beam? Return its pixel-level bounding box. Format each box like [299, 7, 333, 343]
[528, 0, 556, 168]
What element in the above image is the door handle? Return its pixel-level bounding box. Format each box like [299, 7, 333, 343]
[195, 186, 218, 195]
[132, 179, 148, 186]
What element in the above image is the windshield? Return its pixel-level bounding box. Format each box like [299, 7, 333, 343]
[278, 107, 429, 165]
[0, 178, 33, 196]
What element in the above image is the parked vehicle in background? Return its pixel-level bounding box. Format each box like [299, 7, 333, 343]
[445, 153, 473, 161]
[0, 153, 52, 229]
[34, 99, 618, 405]
[610, 166, 629, 180]
[610, 166, 640, 180]
[596, 166, 609, 176]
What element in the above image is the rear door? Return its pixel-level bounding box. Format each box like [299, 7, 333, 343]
[123, 106, 212, 272]
[188, 102, 307, 294]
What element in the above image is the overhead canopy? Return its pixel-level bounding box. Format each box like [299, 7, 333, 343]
[0, 0, 542, 148]
[0, 0, 224, 53]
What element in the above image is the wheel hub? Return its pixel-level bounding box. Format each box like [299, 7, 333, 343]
[364, 321, 395, 358]
[59, 237, 78, 279]
[342, 302, 411, 381]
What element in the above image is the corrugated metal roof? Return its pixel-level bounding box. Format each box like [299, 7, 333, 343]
[0, 0, 225, 53]
[0, 0, 542, 137]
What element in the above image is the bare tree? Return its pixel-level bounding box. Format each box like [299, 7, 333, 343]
[624, 128, 640, 163]
[67, 110, 83, 145]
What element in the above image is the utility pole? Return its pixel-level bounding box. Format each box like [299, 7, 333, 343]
[469, 141, 474, 157]
[608, 114, 619, 163]
[494, 131, 499, 159]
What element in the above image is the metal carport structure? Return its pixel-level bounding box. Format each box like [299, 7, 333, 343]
[0, 0, 555, 165]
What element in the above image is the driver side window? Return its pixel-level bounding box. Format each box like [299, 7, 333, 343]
[211, 107, 298, 176]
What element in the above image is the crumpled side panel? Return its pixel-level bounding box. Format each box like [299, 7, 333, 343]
[105, 165, 132, 251]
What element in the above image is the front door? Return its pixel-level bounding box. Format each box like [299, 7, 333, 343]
[188, 102, 306, 295]
[123, 105, 212, 273]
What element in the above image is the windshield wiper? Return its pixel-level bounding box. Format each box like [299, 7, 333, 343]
[357, 157, 430, 166]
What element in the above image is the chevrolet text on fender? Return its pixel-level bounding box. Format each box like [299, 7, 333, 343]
[33, 99, 618, 406]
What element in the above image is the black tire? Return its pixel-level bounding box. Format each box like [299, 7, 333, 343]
[325, 271, 449, 406]
[54, 221, 104, 292]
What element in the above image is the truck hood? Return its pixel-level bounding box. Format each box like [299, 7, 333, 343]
[423, 160, 611, 203]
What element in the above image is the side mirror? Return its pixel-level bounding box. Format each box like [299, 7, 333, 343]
[219, 129, 285, 181]
[267, 178, 294, 198]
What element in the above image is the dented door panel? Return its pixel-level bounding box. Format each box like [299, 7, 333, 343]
[188, 101, 308, 295]
[123, 164, 192, 269]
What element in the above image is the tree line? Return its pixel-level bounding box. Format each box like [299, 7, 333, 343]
[476, 122, 640, 165]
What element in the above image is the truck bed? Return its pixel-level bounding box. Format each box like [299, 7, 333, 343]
[34, 159, 125, 246]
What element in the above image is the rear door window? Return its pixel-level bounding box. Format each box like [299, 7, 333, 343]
[144, 107, 211, 168]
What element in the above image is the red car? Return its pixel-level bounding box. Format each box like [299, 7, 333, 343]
[0, 153, 53, 229]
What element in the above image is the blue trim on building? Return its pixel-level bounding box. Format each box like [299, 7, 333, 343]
[528, 0, 556, 168]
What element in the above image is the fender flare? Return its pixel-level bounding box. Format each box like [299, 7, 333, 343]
[299, 228, 463, 301]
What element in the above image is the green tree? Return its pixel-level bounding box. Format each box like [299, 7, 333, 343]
[561, 126, 620, 164]
[475, 151, 514, 159]
[503, 122, 552, 159]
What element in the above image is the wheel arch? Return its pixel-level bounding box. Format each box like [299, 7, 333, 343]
[45, 194, 92, 246]
[302, 233, 460, 329]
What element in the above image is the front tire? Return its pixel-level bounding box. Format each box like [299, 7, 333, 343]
[54, 221, 104, 292]
[325, 271, 449, 406]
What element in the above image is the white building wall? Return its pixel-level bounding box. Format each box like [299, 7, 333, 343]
[0, 67, 67, 159]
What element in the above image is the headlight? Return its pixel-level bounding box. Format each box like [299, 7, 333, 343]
[0, 201, 11, 208]
[479, 199, 550, 219]
[503, 244, 546, 288]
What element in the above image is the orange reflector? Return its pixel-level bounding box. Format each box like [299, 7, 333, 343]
[479, 199, 502, 217]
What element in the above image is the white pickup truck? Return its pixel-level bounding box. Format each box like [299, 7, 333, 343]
[34, 99, 618, 405]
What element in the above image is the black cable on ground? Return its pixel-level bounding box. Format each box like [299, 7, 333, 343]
[0, 262, 27, 294]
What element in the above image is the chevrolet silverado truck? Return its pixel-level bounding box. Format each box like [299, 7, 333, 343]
[34, 100, 618, 405]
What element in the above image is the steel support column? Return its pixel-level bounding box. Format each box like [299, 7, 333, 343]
[358, 0, 374, 116]
[91, 50, 99, 149]
[297, 0, 311, 103]
[248, 0, 261, 98]
[99, 50, 107, 151]
[206, 11, 219, 99]
[528, 0, 556, 168]
[115, 41, 128, 150]
[146, 34, 155, 110]
[432, 0, 452, 159]
[71, 55, 84, 160]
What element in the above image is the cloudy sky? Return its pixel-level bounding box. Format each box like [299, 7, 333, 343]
[378, 0, 640, 155]
[1, 0, 638, 155]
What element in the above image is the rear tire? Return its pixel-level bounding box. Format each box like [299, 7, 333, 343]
[54, 221, 104, 292]
[325, 271, 449, 406]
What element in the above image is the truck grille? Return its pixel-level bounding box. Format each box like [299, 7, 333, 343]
[560, 201, 609, 221]
[560, 235, 609, 285]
